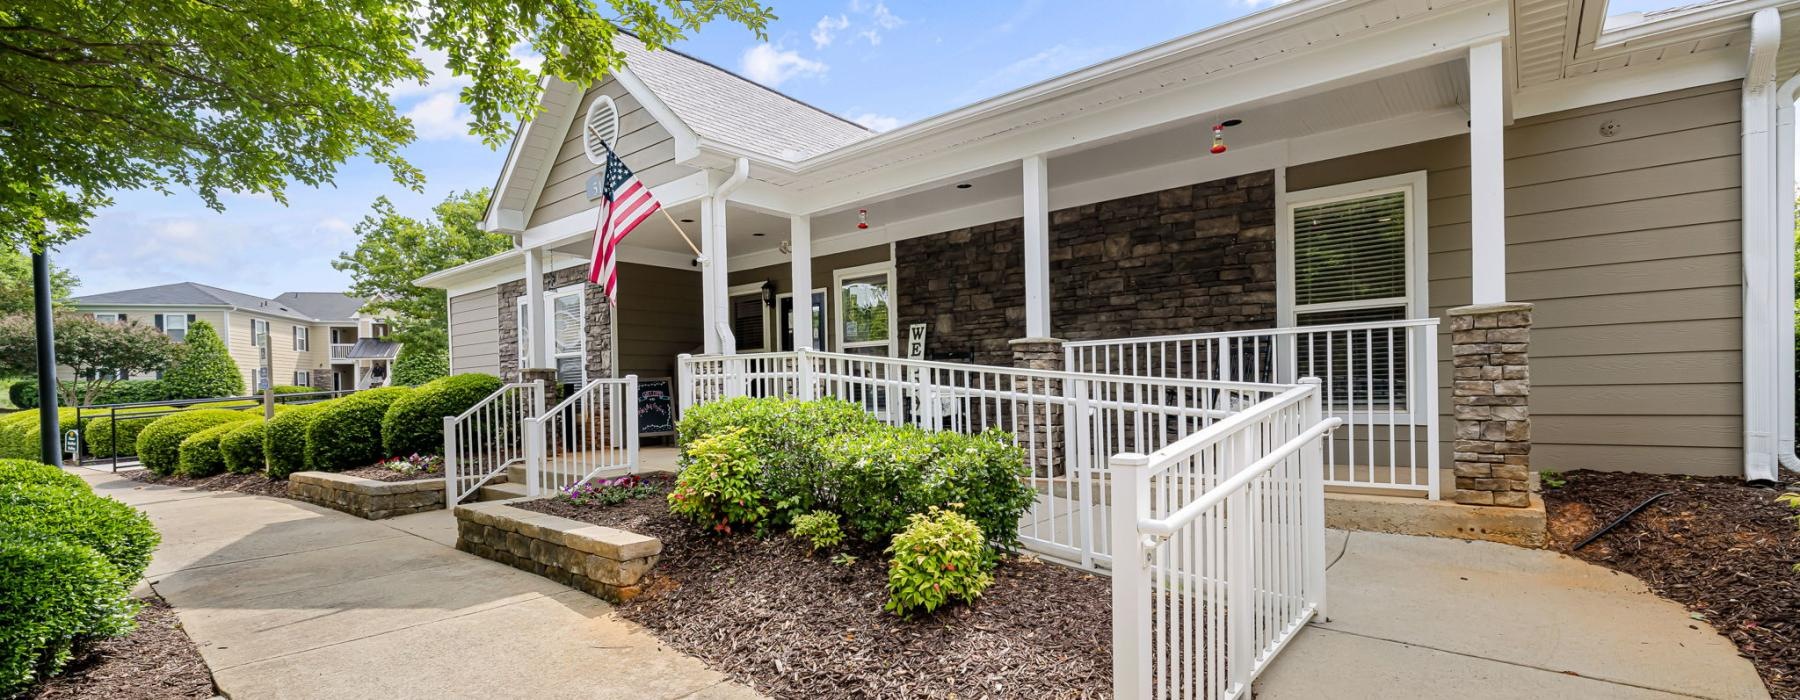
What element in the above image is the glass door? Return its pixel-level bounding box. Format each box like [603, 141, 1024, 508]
[778, 291, 826, 351]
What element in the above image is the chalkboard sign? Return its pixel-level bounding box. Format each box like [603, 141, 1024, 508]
[637, 377, 675, 437]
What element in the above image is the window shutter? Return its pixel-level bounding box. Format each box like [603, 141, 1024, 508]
[119, 313, 127, 323]
[1291, 191, 1407, 307]
[155, 315, 164, 331]
[187, 314, 196, 324]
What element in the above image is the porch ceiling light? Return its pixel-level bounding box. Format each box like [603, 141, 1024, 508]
[955, 183, 972, 189]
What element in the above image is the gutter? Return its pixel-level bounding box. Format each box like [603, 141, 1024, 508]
[1741, 8, 1787, 483]
[708, 158, 751, 354]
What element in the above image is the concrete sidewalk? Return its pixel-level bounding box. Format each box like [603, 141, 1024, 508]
[78, 470, 758, 700]
[1256, 530, 1768, 699]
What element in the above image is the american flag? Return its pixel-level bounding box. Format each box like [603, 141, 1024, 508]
[588, 145, 663, 301]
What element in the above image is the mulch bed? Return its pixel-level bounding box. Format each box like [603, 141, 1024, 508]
[1544, 469, 1800, 699]
[23, 594, 216, 700]
[337, 465, 443, 482]
[514, 478, 1113, 699]
[122, 469, 289, 498]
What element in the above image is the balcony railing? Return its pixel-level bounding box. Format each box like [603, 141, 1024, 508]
[329, 343, 353, 359]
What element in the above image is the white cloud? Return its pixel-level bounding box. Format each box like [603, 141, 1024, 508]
[840, 0, 903, 46]
[61, 207, 359, 299]
[403, 92, 476, 141]
[738, 44, 828, 87]
[867, 1, 904, 29]
[849, 112, 901, 132]
[811, 14, 849, 48]
[858, 30, 882, 46]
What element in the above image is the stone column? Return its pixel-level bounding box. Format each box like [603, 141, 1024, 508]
[1010, 337, 1065, 476]
[1448, 303, 1533, 507]
[520, 367, 562, 407]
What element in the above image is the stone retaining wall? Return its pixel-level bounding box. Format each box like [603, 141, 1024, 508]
[288, 471, 445, 520]
[453, 500, 661, 602]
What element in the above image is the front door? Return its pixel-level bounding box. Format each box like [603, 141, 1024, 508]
[778, 291, 826, 351]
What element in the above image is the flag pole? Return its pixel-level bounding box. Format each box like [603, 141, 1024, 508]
[590, 126, 702, 258]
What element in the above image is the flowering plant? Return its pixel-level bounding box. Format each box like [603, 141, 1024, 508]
[562, 474, 660, 507]
[378, 453, 442, 475]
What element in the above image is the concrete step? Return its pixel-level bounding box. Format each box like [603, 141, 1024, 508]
[475, 481, 530, 502]
[505, 463, 528, 484]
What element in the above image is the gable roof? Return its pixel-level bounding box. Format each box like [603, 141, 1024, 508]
[617, 35, 874, 161]
[271, 292, 365, 322]
[70, 283, 366, 323]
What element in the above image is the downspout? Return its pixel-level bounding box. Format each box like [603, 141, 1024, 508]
[711, 158, 751, 354]
[1778, 71, 1800, 475]
[1742, 8, 1784, 483]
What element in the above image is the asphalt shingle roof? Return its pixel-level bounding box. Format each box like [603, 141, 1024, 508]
[620, 36, 875, 161]
[70, 282, 366, 323]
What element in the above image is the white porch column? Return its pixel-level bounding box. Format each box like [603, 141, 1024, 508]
[1022, 155, 1052, 337]
[789, 215, 813, 349]
[1468, 40, 1508, 305]
[699, 195, 720, 355]
[523, 246, 548, 368]
[710, 195, 735, 354]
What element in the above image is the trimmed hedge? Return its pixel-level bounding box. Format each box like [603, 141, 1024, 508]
[0, 528, 135, 696]
[220, 420, 269, 474]
[0, 482, 159, 582]
[0, 458, 87, 490]
[0, 408, 79, 461]
[176, 423, 239, 477]
[271, 385, 313, 395]
[264, 403, 328, 478]
[7, 380, 37, 409]
[675, 397, 881, 527]
[380, 373, 501, 457]
[135, 409, 257, 475]
[83, 409, 160, 458]
[305, 387, 412, 471]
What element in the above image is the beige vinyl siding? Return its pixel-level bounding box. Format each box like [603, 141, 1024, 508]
[528, 77, 697, 228]
[449, 288, 502, 376]
[60, 306, 229, 382]
[226, 312, 332, 389]
[1288, 81, 1742, 477]
[616, 262, 704, 383]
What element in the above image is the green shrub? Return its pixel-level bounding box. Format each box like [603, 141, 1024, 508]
[8, 380, 37, 409]
[790, 510, 844, 555]
[160, 320, 244, 399]
[0, 528, 136, 696]
[819, 426, 1034, 549]
[883, 507, 994, 618]
[83, 409, 162, 458]
[391, 343, 449, 386]
[220, 420, 269, 474]
[380, 373, 502, 456]
[0, 482, 159, 582]
[0, 408, 79, 461]
[676, 397, 880, 526]
[304, 386, 412, 471]
[176, 423, 239, 477]
[0, 459, 87, 490]
[134, 409, 257, 475]
[271, 384, 312, 395]
[264, 402, 327, 478]
[668, 428, 768, 534]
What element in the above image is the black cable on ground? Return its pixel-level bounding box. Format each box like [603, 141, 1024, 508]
[1326, 530, 1351, 570]
[1571, 491, 1675, 552]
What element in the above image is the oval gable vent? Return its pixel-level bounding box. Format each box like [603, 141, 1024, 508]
[581, 95, 620, 165]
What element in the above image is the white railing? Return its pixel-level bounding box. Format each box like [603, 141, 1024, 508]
[329, 343, 353, 359]
[1112, 379, 1336, 700]
[524, 376, 639, 497]
[444, 381, 544, 504]
[679, 349, 1290, 569]
[1066, 318, 1440, 497]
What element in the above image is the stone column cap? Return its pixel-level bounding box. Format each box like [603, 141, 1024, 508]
[1447, 302, 1534, 316]
[1008, 337, 1067, 345]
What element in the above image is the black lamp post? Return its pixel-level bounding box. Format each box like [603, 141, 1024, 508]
[32, 249, 61, 466]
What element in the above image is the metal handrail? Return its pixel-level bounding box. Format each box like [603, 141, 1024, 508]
[686, 348, 1292, 394]
[1137, 415, 1343, 537]
[1063, 317, 1440, 347]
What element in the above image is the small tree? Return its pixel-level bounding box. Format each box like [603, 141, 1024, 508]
[0, 312, 179, 406]
[390, 343, 448, 387]
[160, 320, 243, 399]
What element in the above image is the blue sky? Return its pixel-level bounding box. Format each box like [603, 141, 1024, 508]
[58, 0, 1292, 298]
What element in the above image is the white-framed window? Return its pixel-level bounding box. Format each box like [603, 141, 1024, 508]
[549, 289, 585, 386]
[728, 282, 771, 353]
[251, 319, 269, 347]
[92, 313, 120, 324]
[294, 370, 310, 387]
[1280, 171, 1430, 415]
[516, 297, 531, 364]
[833, 262, 895, 356]
[159, 313, 189, 342]
[293, 326, 309, 351]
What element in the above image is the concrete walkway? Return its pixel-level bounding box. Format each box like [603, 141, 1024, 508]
[77, 470, 758, 700]
[1256, 530, 1769, 699]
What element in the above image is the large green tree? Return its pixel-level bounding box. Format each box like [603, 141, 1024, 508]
[0, 248, 76, 316]
[0, 0, 774, 250]
[334, 188, 510, 353]
[0, 312, 180, 406]
[160, 320, 244, 398]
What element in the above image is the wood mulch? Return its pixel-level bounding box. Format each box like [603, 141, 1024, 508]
[515, 478, 1113, 699]
[22, 594, 216, 700]
[1544, 469, 1800, 699]
[337, 465, 443, 483]
[122, 469, 289, 498]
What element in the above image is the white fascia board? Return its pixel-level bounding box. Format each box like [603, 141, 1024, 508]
[791, 0, 1509, 216]
[1512, 48, 1747, 118]
[513, 79, 583, 231]
[614, 66, 702, 163]
[1595, 0, 1790, 49]
[484, 76, 562, 234]
[482, 120, 531, 232]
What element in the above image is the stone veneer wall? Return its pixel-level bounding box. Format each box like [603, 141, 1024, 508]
[498, 264, 614, 382]
[454, 501, 661, 602]
[288, 472, 446, 520]
[896, 172, 1277, 367]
